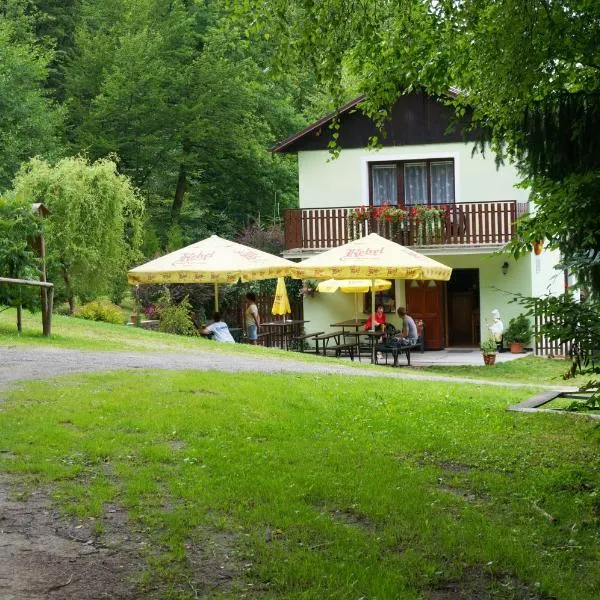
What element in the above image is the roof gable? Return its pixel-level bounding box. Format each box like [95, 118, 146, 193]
[272, 91, 475, 153]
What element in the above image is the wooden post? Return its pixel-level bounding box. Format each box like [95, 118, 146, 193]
[0, 277, 54, 337]
[47, 285, 54, 336]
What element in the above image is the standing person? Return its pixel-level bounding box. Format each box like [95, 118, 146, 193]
[202, 312, 235, 343]
[364, 304, 387, 332]
[396, 306, 418, 345]
[244, 292, 261, 345]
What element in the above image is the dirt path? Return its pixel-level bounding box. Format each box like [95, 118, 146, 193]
[0, 345, 561, 391]
[0, 345, 572, 599]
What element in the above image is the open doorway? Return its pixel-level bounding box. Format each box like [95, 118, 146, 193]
[446, 269, 480, 346]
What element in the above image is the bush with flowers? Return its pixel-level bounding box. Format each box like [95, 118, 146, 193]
[349, 203, 445, 224]
[348, 203, 447, 243]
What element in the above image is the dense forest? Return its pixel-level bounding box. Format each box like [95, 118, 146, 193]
[0, 0, 337, 253]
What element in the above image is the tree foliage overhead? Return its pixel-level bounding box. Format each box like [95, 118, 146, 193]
[243, 0, 600, 292]
[11, 156, 145, 310]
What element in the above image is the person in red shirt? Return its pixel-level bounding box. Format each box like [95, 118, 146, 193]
[364, 304, 386, 332]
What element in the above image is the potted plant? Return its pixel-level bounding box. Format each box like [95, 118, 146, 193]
[504, 313, 533, 353]
[481, 336, 498, 365]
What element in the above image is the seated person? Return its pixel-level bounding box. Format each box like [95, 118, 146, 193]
[202, 312, 235, 343]
[394, 306, 418, 346]
[364, 304, 386, 332]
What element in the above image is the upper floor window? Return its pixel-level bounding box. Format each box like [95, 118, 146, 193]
[371, 159, 455, 206]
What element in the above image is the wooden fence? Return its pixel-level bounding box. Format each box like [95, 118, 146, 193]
[284, 201, 529, 250]
[534, 300, 572, 357]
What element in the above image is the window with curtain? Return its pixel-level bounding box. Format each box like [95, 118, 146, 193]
[371, 164, 397, 206]
[404, 163, 427, 205]
[369, 159, 455, 205]
[430, 161, 454, 204]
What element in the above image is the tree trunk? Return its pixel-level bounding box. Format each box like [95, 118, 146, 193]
[16, 304, 22, 333]
[170, 163, 187, 223]
[62, 267, 75, 314]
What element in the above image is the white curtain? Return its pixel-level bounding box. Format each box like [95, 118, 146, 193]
[404, 163, 427, 205]
[372, 165, 397, 206]
[430, 161, 454, 204]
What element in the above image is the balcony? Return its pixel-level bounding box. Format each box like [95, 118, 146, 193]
[283, 201, 528, 252]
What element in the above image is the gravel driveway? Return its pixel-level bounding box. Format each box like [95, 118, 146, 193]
[0, 345, 561, 392]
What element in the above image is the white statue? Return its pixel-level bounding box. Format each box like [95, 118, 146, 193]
[488, 309, 504, 342]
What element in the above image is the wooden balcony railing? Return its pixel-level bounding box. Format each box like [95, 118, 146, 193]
[284, 201, 528, 250]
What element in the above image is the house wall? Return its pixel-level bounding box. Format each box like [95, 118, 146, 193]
[301, 249, 562, 348]
[297, 143, 528, 208]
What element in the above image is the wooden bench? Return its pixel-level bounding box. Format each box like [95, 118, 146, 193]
[290, 331, 325, 353]
[326, 341, 360, 361]
[375, 320, 425, 367]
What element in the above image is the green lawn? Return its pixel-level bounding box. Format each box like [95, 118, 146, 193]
[417, 355, 580, 387]
[1, 367, 598, 599]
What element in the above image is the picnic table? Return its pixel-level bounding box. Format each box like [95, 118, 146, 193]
[261, 319, 309, 350]
[330, 319, 366, 333]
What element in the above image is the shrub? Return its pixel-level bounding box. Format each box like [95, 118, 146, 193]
[481, 336, 498, 354]
[75, 300, 125, 325]
[157, 294, 197, 336]
[505, 313, 533, 344]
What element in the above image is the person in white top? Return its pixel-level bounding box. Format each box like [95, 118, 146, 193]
[202, 312, 235, 343]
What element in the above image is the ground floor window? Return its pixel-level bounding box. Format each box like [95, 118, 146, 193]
[363, 286, 396, 314]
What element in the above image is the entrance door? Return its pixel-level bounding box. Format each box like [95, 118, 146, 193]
[406, 280, 444, 350]
[446, 269, 480, 346]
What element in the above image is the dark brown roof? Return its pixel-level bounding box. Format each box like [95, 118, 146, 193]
[270, 91, 474, 154]
[269, 95, 365, 153]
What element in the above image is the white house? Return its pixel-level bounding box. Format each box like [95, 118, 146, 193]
[272, 92, 564, 350]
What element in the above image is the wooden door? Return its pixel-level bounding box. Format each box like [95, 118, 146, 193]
[406, 281, 444, 350]
[448, 292, 474, 346]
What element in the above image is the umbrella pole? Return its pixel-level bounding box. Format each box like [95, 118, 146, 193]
[370, 281, 376, 332]
[354, 293, 358, 323]
[214, 283, 219, 311]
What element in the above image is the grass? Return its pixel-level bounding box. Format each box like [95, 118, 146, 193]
[417, 355, 583, 387]
[1, 367, 599, 599]
[0, 307, 327, 364]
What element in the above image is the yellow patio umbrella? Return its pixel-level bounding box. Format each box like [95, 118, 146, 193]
[271, 277, 292, 319]
[296, 233, 452, 330]
[316, 278, 392, 322]
[128, 235, 297, 310]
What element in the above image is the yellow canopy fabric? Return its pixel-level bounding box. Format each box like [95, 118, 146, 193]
[271, 277, 292, 316]
[317, 278, 392, 322]
[295, 233, 452, 281]
[316, 278, 392, 294]
[128, 235, 297, 285]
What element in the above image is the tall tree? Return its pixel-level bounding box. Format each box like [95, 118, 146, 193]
[11, 156, 144, 311]
[0, 195, 43, 332]
[64, 0, 304, 248]
[0, 14, 63, 191]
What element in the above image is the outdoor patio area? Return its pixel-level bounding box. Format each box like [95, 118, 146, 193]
[406, 348, 532, 367]
[333, 348, 533, 367]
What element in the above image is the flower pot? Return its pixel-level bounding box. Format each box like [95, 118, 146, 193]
[510, 342, 523, 354]
[483, 352, 497, 366]
[129, 314, 137, 325]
